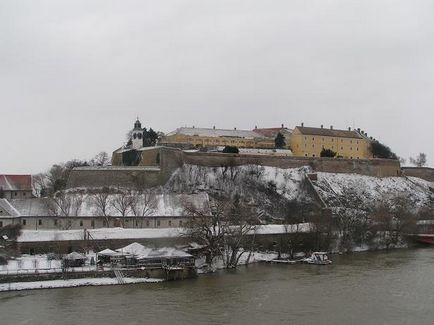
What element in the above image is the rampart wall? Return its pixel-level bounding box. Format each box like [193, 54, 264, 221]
[183, 152, 401, 177]
[402, 167, 434, 182]
[67, 167, 163, 189]
[68, 148, 401, 189]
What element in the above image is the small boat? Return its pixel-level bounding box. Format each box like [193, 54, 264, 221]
[303, 252, 332, 265]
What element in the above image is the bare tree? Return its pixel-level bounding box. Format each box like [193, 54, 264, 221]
[130, 190, 158, 227]
[110, 190, 133, 226]
[371, 195, 416, 249]
[91, 187, 112, 227]
[410, 153, 427, 167]
[90, 152, 110, 167]
[32, 173, 49, 197]
[222, 197, 258, 268]
[183, 199, 226, 265]
[44, 191, 83, 230]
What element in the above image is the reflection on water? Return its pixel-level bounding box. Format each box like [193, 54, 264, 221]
[1, 249, 434, 325]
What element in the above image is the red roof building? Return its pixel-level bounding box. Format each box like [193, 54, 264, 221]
[0, 175, 33, 200]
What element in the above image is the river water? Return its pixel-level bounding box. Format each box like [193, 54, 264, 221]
[1, 248, 434, 325]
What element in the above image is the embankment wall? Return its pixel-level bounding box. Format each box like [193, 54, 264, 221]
[68, 148, 401, 189]
[402, 167, 434, 182]
[183, 152, 401, 177]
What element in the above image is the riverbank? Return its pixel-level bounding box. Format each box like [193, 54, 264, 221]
[0, 277, 163, 292]
[2, 248, 433, 325]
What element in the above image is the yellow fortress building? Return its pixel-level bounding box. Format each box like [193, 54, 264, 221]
[290, 124, 373, 159]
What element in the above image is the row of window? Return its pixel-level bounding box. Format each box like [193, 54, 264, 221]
[303, 144, 360, 151]
[304, 154, 360, 159]
[303, 136, 360, 144]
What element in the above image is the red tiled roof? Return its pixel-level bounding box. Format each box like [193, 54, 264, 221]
[0, 175, 32, 191]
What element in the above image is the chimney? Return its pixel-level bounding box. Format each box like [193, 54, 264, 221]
[365, 133, 368, 137]
[213, 126, 216, 129]
[192, 125, 195, 128]
[281, 123, 284, 128]
[301, 122, 304, 127]
[321, 124, 323, 128]
[348, 127, 351, 131]
[330, 125, 333, 130]
[234, 127, 237, 130]
[255, 125, 258, 129]
[357, 128, 361, 132]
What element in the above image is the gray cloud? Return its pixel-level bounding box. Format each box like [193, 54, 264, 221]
[1, 0, 433, 173]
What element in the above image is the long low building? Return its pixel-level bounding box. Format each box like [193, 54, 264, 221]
[159, 126, 276, 149]
[0, 193, 210, 230]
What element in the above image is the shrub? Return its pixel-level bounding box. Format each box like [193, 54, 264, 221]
[222, 146, 239, 154]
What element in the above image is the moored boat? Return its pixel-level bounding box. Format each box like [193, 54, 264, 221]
[303, 252, 332, 265]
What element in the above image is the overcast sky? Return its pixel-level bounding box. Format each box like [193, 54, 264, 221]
[1, 0, 433, 174]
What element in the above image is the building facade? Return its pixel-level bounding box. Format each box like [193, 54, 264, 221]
[0, 175, 33, 200]
[159, 126, 275, 149]
[0, 193, 210, 230]
[290, 125, 372, 159]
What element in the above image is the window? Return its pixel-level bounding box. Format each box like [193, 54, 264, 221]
[91, 220, 95, 227]
[305, 154, 308, 157]
[157, 220, 160, 227]
[22, 219, 26, 225]
[54, 219, 58, 226]
[312, 144, 314, 148]
[23, 192, 26, 196]
[168, 220, 172, 227]
[135, 220, 138, 227]
[146, 220, 150, 227]
[341, 147, 343, 150]
[14, 192, 17, 196]
[0, 221, 3, 227]
[80, 220, 83, 227]
[38, 219, 42, 225]
[179, 220, 183, 227]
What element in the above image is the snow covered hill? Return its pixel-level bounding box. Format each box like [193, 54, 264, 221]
[312, 173, 433, 211]
[166, 164, 433, 214]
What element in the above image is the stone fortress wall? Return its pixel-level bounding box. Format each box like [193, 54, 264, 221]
[67, 147, 402, 189]
[402, 167, 434, 182]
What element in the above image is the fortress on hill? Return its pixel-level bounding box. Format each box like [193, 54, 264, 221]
[66, 119, 402, 189]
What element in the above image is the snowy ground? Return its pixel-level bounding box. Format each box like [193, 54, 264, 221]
[0, 277, 163, 292]
[0, 254, 97, 275]
[17, 227, 182, 242]
[195, 251, 280, 273]
[17, 224, 309, 242]
[167, 164, 311, 202]
[313, 172, 433, 210]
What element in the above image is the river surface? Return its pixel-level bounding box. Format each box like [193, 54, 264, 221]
[1, 248, 434, 325]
